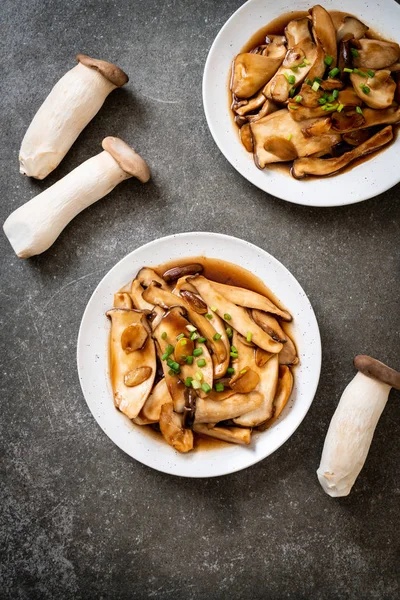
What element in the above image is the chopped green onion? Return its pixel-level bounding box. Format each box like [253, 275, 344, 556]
[198, 337, 206, 343]
[205, 313, 213, 320]
[290, 66, 299, 72]
[230, 352, 238, 359]
[327, 94, 335, 103]
[224, 313, 232, 321]
[227, 367, 235, 375]
[367, 69, 375, 77]
[318, 98, 327, 105]
[213, 333, 222, 341]
[176, 333, 185, 341]
[324, 55, 334, 66]
[360, 84, 370, 94]
[161, 331, 167, 340]
[343, 67, 353, 73]
[201, 382, 212, 394]
[332, 89, 339, 99]
[357, 70, 367, 78]
[161, 344, 174, 360]
[314, 77, 322, 84]
[298, 62, 306, 68]
[191, 379, 201, 390]
[246, 332, 252, 343]
[288, 105, 299, 110]
[294, 95, 302, 103]
[337, 103, 344, 113]
[185, 356, 194, 365]
[353, 68, 359, 73]
[306, 78, 313, 86]
[180, 339, 187, 346]
[197, 358, 206, 368]
[186, 324, 197, 333]
[289, 87, 296, 98]
[195, 371, 202, 381]
[230, 346, 237, 353]
[356, 106, 363, 114]
[287, 133, 293, 141]
[225, 327, 233, 338]
[240, 369, 247, 375]
[328, 67, 340, 78]
[215, 382, 224, 392]
[168, 369, 176, 376]
[322, 104, 338, 112]
[311, 81, 320, 92]
[303, 58, 311, 65]
[351, 48, 359, 58]
[193, 348, 203, 357]
[284, 73, 296, 84]
[185, 377, 193, 387]
[167, 359, 180, 372]
[210, 305, 217, 312]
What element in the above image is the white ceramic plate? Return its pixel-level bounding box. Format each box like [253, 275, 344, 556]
[203, 0, 400, 207]
[77, 233, 321, 477]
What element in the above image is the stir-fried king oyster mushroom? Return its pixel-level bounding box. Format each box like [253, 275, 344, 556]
[230, 5, 400, 178]
[107, 260, 297, 452]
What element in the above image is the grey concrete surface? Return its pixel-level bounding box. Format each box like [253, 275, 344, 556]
[1, 1, 399, 598]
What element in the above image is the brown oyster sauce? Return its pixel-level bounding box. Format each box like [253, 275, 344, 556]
[116, 257, 296, 451]
[229, 10, 398, 178]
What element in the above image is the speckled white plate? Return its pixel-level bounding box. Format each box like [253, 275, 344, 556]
[203, 0, 400, 207]
[77, 232, 321, 477]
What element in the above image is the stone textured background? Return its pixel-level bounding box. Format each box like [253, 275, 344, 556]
[0, 1, 399, 598]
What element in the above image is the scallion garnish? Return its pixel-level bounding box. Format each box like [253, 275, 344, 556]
[227, 367, 235, 375]
[193, 348, 203, 357]
[324, 55, 334, 66]
[360, 84, 370, 94]
[240, 369, 247, 375]
[284, 73, 296, 85]
[161, 331, 167, 340]
[197, 358, 206, 368]
[289, 87, 296, 98]
[306, 78, 313, 86]
[332, 89, 339, 99]
[328, 67, 340, 78]
[311, 81, 320, 92]
[190, 331, 198, 341]
[201, 382, 211, 394]
[294, 95, 302, 103]
[176, 333, 185, 341]
[287, 133, 293, 141]
[225, 327, 233, 338]
[185, 356, 194, 365]
[215, 382, 224, 392]
[161, 344, 174, 361]
[337, 103, 344, 113]
[205, 313, 213, 320]
[327, 94, 335, 103]
[195, 371, 202, 381]
[298, 62, 306, 68]
[213, 333, 222, 341]
[186, 324, 197, 333]
[168, 369, 176, 376]
[210, 305, 217, 312]
[191, 379, 201, 390]
[230, 352, 239, 359]
[246, 332, 252, 343]
[357, 70, 367, 78]
[224, 313, 232, 321]
[303, 58, 311, 65]
[351, 48, 359, 58]
[318, 98, 327, 105]
[288, 105, 299, 110]
[185, 377, 193, 387]
[343, 67, 353, 73]
[356, 106, 363, 115]
[198, 337, 206, 343]
[367, 69, 375, 77]
[180, 339, 187, 346]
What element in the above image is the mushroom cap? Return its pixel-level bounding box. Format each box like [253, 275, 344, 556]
[76, 53, 129, 87]
[102, 137, 151, 182]
[354, 355, 400, 390]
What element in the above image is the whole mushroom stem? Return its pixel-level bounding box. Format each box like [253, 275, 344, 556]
[4, 137, 150, 258]
[317, 355, 400, 497]
[19, 54, 129, 179]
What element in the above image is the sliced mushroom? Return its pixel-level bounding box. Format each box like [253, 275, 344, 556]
[121, 322, 148, 353]
[162, 263, 203, 282]
[298, 83, 323, 108]
[255, 348, 274, 367]
[193, 424, 251, 445]
[183, 387, 197, 429]
[240, 123, 254, 152]
[124, 366, 152, 387]
[342, 129, 372, 146]
[159, 402, 194, 453]
[247, 99, 279, 123]
[307, 36, 326, 82]
[179, 290, 208, 314]
[285, 17, 312, 47]
[138, 378, 172, 423]
[332, 105, 400, 132]
[336, 16, 368, 43]
[337, 87, 362, 107]
[209, 280, 292, 321]
[330, 109, 366, 132]
[350, 70, 396, 109]
[194, 391, 263, 424]
[205, 309, 230, 379]
[302, 116, 333, 137]
[234, 91, 266, 116]
[291, 125, 393, 178]
[338, 39, 352, 80]
[257, 365, 294, 430]
[353, 39, 400, 70]
[251, 109, 340, 168]
[230, 367, 260, 394]
[319, 79, 345, 91]
[287, 105, 328, 121]
[251, 310, 287, 343]
[136, 267, 168, 290]
[107, 308, 156, 419]
[231, 50, 286, 98]
[114, 292, 133, 309]
[130, 279, 155, 311]
[188, 276, 283, 353]
[310, 5, 337, 67]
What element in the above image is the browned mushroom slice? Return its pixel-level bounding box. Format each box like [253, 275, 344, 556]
[251, 310, 287, 343]
[337, 87, 362, 107]
[310, 5, 337, 67]
[114, 292, 133, 309]
[179, 290, 208, 314]
[342, 129, 372, 146]
[350, 70, 396, 109]
[255, 348, 274, 367]
[302, 116, 332, 137]
[331, 106, 400, 132]
[188, 276, 283, 353]
[159, 402, 194, 453]
[291, 125, 393, 178]
[257, 365, 294, 431]
[247, 99, 279, 123]
[319, 79, 345, 91]
[240, 123, 254, 152]
[136, 267, 168, 290]
[338, 39, 352, 80]
[287, 105, 328, 121]
[284, 17, 312, 47]
[336, 16, 368, 43]
[204, 308, 230, 379]
[209, 279, 292, 321]
[230, 367, 260, 394]
[251, 109, 340, 168]
[195, 391, 263, 424]
[298, 84, 323, 108]
[162, 263, 203, 282]
[353, 39, 400, 70]
[193, 424, 251, 445]
[137, 378, 171, 423]
[264, 35, 288, 58]
[231, 50, 286, 99]
[107, 308, 156, 419]
[234, 92, 266, 116]
[130, 279, 155, 310]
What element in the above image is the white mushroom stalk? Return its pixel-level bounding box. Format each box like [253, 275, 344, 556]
[19, 54, 129, 179]
[317, 355, 400, 497]
[4, 137, 150, 258]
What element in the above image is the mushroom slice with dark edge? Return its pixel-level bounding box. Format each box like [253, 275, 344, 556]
[336, 87, 362, 108]
[302, 117, 333, 138]
[284, 17, 312, 47]
[250, 109, 341, 168]
[188, 276, 283, 353]
[350, 70, 396, 109]
[331, 106, 400, 132]
[182, 387, 197, 429]
[342, 129, 372, 146]
[338, 39, 352, 80]
[136, 267, 169, 290]
[257, 366, 294, 431]
[291, 125, 393, 178]
[240, 124, 254, 152]
[336, 16, 368, 43]
[208, 279, 292, 321]
[319, 79, 345, 91]
[231, 45, 286, 99]
[247, 99, 279, 123]
[162, 263, 203, 283]
[194, 391, 263, 424]
[233, 92, 266, 116]
[159, 402, 194, 453]
[114, 292, 133, 309]
[201, 307, 230, 379]
[352, 39, 400, 70]
[136, 378, 172, 423]
[193, 424, 251, 445]
[107, 308, 156, 419]
[130, 279, 155, 310]
[287, 105, 328, 121]
[251, 309, 287, 343]
[310, 5, 337, 67]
